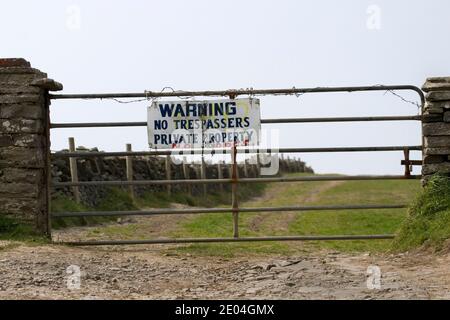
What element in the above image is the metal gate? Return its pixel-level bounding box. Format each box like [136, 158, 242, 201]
[49, 85, 424, 245]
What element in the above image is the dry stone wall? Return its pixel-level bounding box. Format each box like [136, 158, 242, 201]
[0, 58, 62, 235]
[51, 149, 312, 207]
[422, 78, 450, 183]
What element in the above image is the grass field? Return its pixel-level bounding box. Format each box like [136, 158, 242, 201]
[393, 175, 450, 251]
[4, 171, 448, 258]
[169, 173, 422, 256]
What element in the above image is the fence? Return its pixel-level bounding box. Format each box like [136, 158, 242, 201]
[61, 138, 278, 201]
[49, 85, 424, 245]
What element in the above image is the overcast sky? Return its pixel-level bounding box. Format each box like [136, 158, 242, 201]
[2, 0, 450, 174]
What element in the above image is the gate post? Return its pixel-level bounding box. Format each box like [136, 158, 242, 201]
[68, 137, 81, 203]
[165, 155, 171, 196]
[421, 77, 450, 184]
[125, 143, 135, 200]
[182, 156, 191, 195]
[217, 161, 224, 192]
[0, 58, 62, 237]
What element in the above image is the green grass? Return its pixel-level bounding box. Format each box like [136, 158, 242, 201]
[170, 212, 295, 257]
[170, 174, 422, 256]
[96, 187, 137, 211]
[287, 179, 420, 252]
[137, 183, 266, 209]
[393, 174, 450, 251]
[136, 191, 195, 208]
[51, 187, 138, 229]
[80, 183, 267, 241]
[52, 172, 450, 256]
[0, 215, 48, 244]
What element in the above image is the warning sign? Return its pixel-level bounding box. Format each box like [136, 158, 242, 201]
[147, 98, 261, 149]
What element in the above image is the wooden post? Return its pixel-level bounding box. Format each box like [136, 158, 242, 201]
[256, 155, 261, 177]
[217, 161, 224, 192]
[68, 137, 81, 203]
[125, 143, 135, 200]
[231, 145, 239, 238]
[201, 155, 207, 196]
[182, 156, 191, 195]
[243, 158, 248, 178]
[403, 148, 411, 178]
[165, 155, 171, 196]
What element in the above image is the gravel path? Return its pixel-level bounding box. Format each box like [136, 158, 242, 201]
[1, 241, 449, 300]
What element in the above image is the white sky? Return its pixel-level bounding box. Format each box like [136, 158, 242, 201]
[2, 0, 450, 174]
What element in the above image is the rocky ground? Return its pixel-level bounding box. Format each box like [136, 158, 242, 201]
[2, 179, 449, 300]
[0, 240, 449, 300]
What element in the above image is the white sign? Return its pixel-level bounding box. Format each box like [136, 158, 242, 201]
[147, 98, 261, 149]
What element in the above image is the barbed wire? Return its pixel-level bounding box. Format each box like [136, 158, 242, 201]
[383, 89, 421, 108]
[85, 85, 420, 109]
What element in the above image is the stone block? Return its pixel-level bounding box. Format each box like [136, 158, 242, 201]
[423, 155, 447, 164]
[0, 168, 43, 184]
[0, 58, 31, 68]
[422, 162, 450, 175]
[426, 101, 450, 110]
[31, 78, 63, 91]
[0, 94, 41, 104]
[0, 198, 41, 218]
[424, 135, 450, 148]
[0, 83, 41, 94]
[423, 83, 450, 92]
[0, 103, 44, 119]
[424, 147, 450, 155]
[0, 182, 40, 198]
[0, 133, 45, 148]
[425, 107, 444, 114]
[0, 67, 46, 85]
[445, 111, 450, 123]
[423, 77, 450, 92]
[425, 91, 450, 102]
[422, 122, 450, 136]
[422, 113, 443, 123]
[0, 119, 44, 134]
[0, 146, 46, 168]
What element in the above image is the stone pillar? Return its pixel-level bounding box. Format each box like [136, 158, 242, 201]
[421, 77, 450, 184]
[0, 58, 62, 236]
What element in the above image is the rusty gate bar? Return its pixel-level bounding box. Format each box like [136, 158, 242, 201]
[52, 174, 421, 188]
[57, 234, 396, 246]
[50, 145, 423, 158]
[52, 204, 408, 218]
[48, 84, 425, 106]
[48, 84, 424, 245]
[231, 145, 239, 238]
[50, 115, 422, 128]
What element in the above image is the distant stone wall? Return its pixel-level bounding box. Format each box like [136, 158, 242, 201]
[51, 149, 312, 207]
[0, 58, 62, 236]
[422, 78, 450, 184]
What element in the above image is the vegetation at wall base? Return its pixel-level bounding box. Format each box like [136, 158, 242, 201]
[170, 174, 421, 256]
[51, 187, 138, 229]
[0, 215, 48, 243]
[393, 174, 450, 252]
[51, 183, 267, 229]
[48, 173, 450, 254]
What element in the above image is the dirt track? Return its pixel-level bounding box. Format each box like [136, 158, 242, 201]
[1, 241, 449, 300]
[2, 179, 448, 300]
